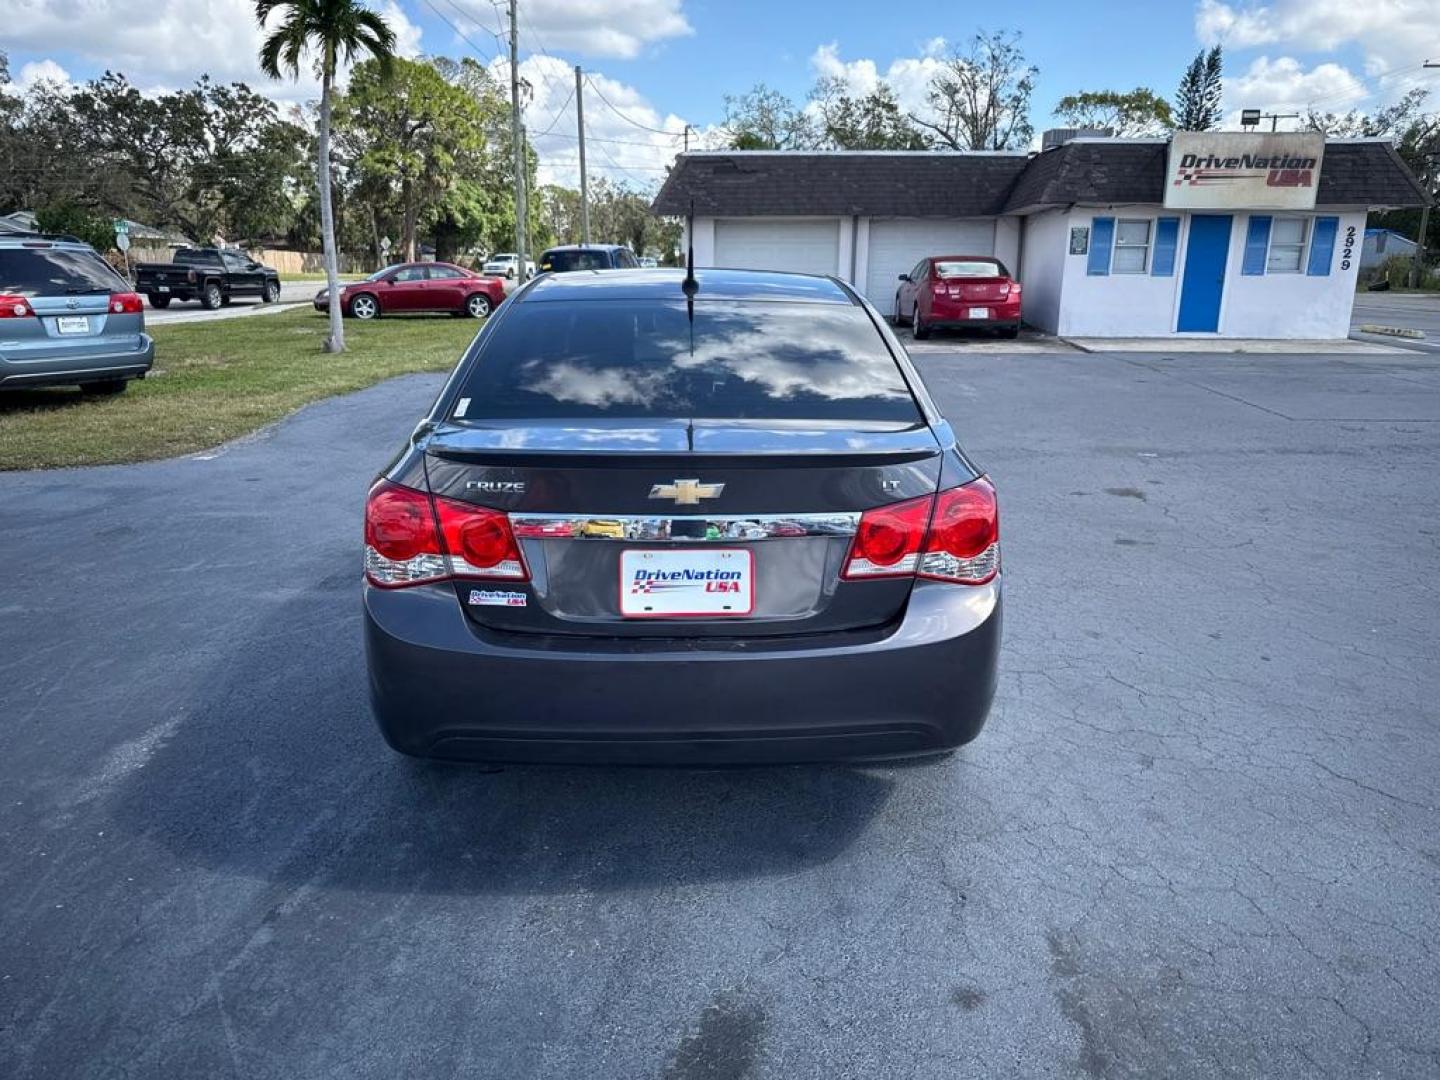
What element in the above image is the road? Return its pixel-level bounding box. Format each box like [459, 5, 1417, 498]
[2, 346, 1438, 1078]
[1350, 291, 1440, 352]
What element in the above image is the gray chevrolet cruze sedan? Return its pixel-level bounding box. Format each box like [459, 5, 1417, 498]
[363, 268, 1001, 764]
[0, 234, 154, 393]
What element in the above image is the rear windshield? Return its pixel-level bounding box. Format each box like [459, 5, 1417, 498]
[542, 250, 613, 273]
[934, 259, 1007, 278]
[173, 249, 218, 265]
[0, 247, 129, 296]
[456, 299, 919, 422]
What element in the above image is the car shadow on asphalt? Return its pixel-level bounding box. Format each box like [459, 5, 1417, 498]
[109, 585, 899, 897]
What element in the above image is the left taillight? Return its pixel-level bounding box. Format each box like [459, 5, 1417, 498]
[364, 479, 528, 588]
[109, 292, 143, 314]
[0, 294, 35, 318]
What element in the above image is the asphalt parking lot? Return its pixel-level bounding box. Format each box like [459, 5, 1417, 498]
[2, 344, 1438, 1078]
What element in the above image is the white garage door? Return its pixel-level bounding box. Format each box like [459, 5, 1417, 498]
[864, 218, 996, 310]
[714, 219, 840, 277]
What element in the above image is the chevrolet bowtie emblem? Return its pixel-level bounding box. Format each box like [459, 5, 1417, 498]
[649, 478, 725, 505]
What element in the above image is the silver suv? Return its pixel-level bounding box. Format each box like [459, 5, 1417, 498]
[0, 234, 155, 395]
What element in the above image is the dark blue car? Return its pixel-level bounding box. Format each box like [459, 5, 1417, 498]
[362, 268, 1002, 764]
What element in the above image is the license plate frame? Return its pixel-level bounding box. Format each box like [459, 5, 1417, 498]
[56, 316, 90, 335]
[620, 548, 754, 618]
[157, 285, 170, 293]
[968, 306, 989, 320]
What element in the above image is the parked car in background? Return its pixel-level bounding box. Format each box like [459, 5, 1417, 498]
[638, 256, 659, 268]
[538, 244, 641, 272]
[313, 262, 505, 320]
[0, 233, 154, 394]
[894, 256, 1022, 340]
[362, 268, 1001, 765]
[482, 253, 535, 279]
[134, 247, 281, 310]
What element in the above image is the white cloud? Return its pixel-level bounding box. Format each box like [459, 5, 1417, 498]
[807, 42, 946, 120]
[496, 55, 689, 188]
[450, 0, 692, 60]
[1226, 55, 1366, 117]
[1197, 0, 1440, 115]
[5, 0, 423, 102]
[15, 59, 73, 92]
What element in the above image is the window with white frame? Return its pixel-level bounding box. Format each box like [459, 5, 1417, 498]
[1267, 217, 1308, 273]
[1112, 219, 1151, 274]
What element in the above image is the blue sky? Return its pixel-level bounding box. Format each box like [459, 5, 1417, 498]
[6, 0, 1438, 188]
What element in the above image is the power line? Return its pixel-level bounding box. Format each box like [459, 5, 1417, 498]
[584, 74, 678, 136]
[529, 85, 574, 138]
[419, 0, 501, 63]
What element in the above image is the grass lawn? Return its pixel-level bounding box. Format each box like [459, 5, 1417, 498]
[0, 309, 478, 470]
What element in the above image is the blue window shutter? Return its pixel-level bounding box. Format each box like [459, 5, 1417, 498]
[1151, 218, 1180, 276]
[1088, 217, 1114, 276]
[1242, 216, 1272, 276]
[1307, 216, 1339, 276]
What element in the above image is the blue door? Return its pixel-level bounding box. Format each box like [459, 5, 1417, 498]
[1177, 215, 1231, 332]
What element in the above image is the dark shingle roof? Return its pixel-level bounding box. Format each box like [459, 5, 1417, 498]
[651, 141, 1430, 218]
[651, 152, 1033, 217]
[1000, 138, 1429, 211]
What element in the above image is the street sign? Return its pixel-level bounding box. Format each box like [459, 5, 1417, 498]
[113, 219, 129, 236]
[115, 232, 131, 252]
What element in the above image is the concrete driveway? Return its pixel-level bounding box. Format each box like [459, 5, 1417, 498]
[1351, 292, 1440, 353]
[2, 348, 1438, 1078]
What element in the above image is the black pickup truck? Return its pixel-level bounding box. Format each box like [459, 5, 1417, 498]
[134, 248, 282, 310]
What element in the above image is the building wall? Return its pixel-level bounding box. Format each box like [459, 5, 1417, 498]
[1031, 206, 1366, 338]
[1015, 210, 1067, 334]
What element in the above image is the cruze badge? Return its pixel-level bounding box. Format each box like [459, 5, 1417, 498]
[649, 479, 725, 505]
[466, 480, 526, 494]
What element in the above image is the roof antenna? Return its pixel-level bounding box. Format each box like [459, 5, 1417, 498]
[681, 198, 699, 302]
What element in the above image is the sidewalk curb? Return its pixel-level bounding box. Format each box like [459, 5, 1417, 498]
[1357, 324, 1425, 339]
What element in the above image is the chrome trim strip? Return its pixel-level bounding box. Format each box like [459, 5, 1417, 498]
[509, 511, 861, 542]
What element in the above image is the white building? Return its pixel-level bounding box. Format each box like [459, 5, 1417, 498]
[652, 135, 1430, 340]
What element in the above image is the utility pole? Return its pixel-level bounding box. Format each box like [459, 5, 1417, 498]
[1410, 62, 1440, 288]
[508, 0, 528, 283]
[575, 65, 590, 245]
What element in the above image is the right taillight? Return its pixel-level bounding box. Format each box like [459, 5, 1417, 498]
[920, 478, 1000, 585]
[363, 479, 528, 588]
[844, 478, 1000, 586]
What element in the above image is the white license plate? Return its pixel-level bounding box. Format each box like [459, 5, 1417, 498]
[621, 548, 754, 617]
[157, 285, 170, 293]
[56, 316, 90, 335]
[968, 307, 989, 319]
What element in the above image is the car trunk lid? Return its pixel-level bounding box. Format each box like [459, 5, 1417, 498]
[423, 419, 942, 638]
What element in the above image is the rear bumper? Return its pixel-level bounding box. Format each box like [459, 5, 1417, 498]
[365, 578, 1001, 764]
[0, 337, 154, 388]
[929, 301, 1022, 329]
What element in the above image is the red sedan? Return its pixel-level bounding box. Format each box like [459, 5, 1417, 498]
[893, 256, 1021, 340]
[313, 261, 505, 320]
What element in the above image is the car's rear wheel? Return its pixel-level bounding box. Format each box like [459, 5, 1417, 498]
[348, 293, 380, 320]
[892, 295, 904, 326]
[263, 281, 281, 304]
[148, 294, 171, 309]
[912, 305, 931, 340]
[81, 379, 128, 396]
[201, 283, 223, 310]
[465, 293, 492, 318]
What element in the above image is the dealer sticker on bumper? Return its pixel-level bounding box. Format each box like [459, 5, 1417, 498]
[621, 548, 753, 617]
[468, 588, 527, 608]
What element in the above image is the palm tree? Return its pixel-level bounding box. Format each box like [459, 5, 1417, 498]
[255, 0, 395, 353]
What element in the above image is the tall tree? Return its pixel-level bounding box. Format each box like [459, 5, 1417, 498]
[1054, 88, 1173, 136]
[1306, 87, 1428, 137]
[810, 79, 927, 150]
[912, 30, 1037, 151]
[256, 0, 396, 354]
[722, 84, 817, 150]
[1174, 46, 1223, 131]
